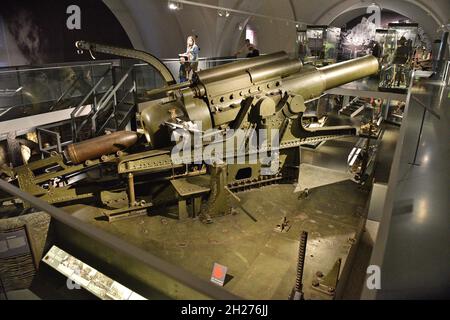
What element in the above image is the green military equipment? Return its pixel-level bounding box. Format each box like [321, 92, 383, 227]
[2, 50, 379, 222]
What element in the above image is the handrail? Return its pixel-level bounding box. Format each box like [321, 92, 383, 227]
[0, 179, 240, 300]
[95, 65, 134, 114]
[70, 67, 114, 141]
[69, 66, 114, 117]
[95, 84, 135, 135]
[159, 57, 248, 64]
[70, 76, 107, 119]
[0, 62, 113, 75]
[79, 65, 136, 137]
[52, 75, 84, 111]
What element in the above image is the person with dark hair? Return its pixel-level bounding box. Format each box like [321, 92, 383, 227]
[178, 55, 188, 83]
[247, 44, 260, 58]
[234, 39, 259, 57]
[370, 40, 382, 58]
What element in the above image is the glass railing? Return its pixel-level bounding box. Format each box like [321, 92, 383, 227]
[362, 60, 449, 299]
[0, 56, 245, 121]
[159, 56, 244, 83]
[0, 54, 289, 125]
[0, 62, 114, 122]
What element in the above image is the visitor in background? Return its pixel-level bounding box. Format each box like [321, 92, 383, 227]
[234, 39, 259, 58]
[178, 55, 188, 83]
[179, 35, 199, 80]
[369, 40, 382, 58]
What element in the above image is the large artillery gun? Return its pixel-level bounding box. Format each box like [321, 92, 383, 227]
[1, 45, 378, 222]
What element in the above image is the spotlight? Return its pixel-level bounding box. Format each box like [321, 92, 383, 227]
[217, 9, 230, 18]
[168, 1, 182, 10]
[218, 10, 230, 18]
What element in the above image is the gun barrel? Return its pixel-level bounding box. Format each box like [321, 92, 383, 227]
[248, 59, 303, 83]
[319, 55, 379, 90]
[194, 51, 289, 84]
[283, 55, 379, 99]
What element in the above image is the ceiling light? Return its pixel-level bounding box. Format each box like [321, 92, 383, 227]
[218, 10, 229, 17]
[168, 1, 182, 10]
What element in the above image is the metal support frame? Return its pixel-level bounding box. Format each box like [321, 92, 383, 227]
[409, 106, 427, 167]
[407, 71, 442, 167]
[37, 127, 64, 155]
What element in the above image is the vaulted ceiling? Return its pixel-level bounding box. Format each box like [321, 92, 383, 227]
[104, 0, 449, 58]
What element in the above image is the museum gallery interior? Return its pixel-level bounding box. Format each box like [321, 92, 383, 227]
[0, 0, 448, 301]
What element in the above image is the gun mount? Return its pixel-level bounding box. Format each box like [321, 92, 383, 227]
[141, 53, 378, 148]
[1, 51, 378, 222]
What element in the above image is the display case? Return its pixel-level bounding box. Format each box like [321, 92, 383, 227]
[325, 27, 341, 63]
[304, 25, 341, 66]
[373, 29, 389, 68]
[385, 99, 405, 125]
[379, 23, 418, 93]
[296, 28, 308, 63]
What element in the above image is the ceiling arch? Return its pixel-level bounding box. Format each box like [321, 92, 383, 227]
[103, 0, 449, 58]
[311, 0, 448, 40]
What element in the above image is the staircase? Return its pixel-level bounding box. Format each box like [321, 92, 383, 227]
[71, 65, 138, 142]
[338, 97, 367, 118]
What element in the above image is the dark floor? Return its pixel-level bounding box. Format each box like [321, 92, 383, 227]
[1, 118, 399, 300]
[299, 122, 399, 299]
[62, 179, 368, 300]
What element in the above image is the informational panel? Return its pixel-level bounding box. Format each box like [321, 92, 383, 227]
[42, 245, 146, 300]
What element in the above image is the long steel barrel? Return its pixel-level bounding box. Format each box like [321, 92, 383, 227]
[319, 55, 379, 89]
[248, 59, 303, 83]
[194, 51, 289, 84]
[283, 55, 379, 99]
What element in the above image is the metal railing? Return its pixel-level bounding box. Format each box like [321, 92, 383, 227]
[0, 62, 114, 119]
[0, 56, 247, 143]
[0, 179, 240, 300]
[70, 68, 112, 141]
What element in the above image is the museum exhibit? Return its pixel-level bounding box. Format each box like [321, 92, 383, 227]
[0, 0, 448, 302]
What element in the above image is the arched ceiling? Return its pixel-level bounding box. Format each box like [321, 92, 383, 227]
[305, 0, 449, 41]
[104, 0, 449, 58]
